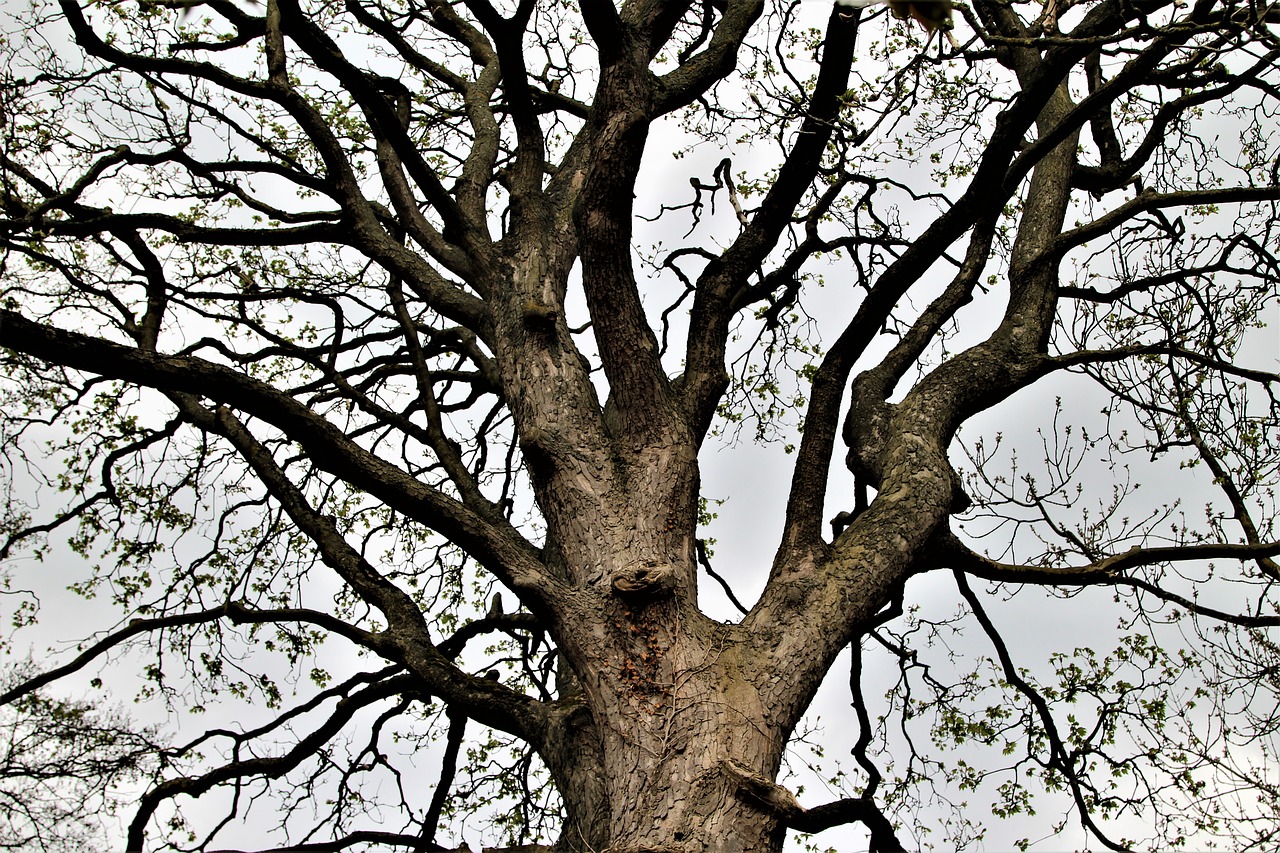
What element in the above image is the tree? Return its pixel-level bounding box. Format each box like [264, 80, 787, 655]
[0, 0, 1277, 848]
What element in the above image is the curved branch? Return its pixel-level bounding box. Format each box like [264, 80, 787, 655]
[1051, 343, 1279, 389]
[1072, 47, 1280, 193]
[47, 0, 491, 331]
[208, 836, 550, 853]
[654, 0, 766, 114]
[126, 673, 420, 851]
[954, 571, 1131, 852]
[0, 310, 555, 606]
[681, 6, 863, 439]
[0, 602, 268, 708]
[1054, 185, 1280, 260]
[696, 538, 750, 616]
[942, 532, 1280, 626]
[272, 0, 480, 247]
[193, 833, 459, 852]
[722, 759, 907, 850]
[171, 397, 549, 743]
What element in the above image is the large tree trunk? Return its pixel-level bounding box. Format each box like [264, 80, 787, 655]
[546, 617, 795, 853]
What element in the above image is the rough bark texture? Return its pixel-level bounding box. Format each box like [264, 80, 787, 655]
[1, 0, 1278, 850]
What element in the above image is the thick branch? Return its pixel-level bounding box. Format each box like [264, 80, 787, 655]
[723, 760, 907, 850]
[680, 6, 862, 440]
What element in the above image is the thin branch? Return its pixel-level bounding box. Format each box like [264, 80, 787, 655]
[954, 571, 1130, 852]
[696, 539, 749, 616]
[0, 310, 554, 603]
[943, 529, 1280, 587]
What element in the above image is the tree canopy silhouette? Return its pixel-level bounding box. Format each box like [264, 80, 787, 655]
[0, 0, 1278, 849]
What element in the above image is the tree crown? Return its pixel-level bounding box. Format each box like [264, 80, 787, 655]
[0, 0, 1277, 849]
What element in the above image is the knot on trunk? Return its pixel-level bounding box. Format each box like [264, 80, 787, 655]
[722, 760, 909, 848]
[721, 759, 802, 817]
[610, 560, 674, 597]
